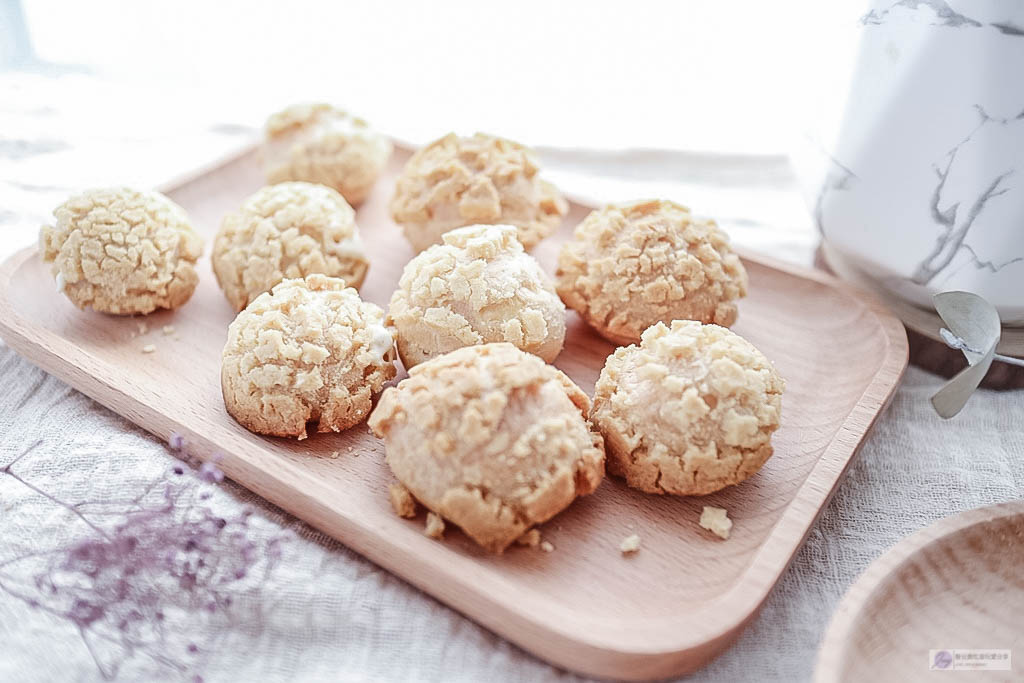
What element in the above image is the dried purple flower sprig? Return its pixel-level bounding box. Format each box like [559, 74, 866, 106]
[0, 434, 288, 681]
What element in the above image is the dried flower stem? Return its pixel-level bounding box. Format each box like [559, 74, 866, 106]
[2, 440, 111, 539]
[0, 437, 286, 681]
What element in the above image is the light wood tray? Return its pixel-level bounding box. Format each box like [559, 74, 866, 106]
[815, 501, 1024, 683]
[0, 143, 908, 680]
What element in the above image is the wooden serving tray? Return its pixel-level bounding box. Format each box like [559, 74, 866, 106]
[0, 143, 908, 680]
[815, 501, 1023, 682]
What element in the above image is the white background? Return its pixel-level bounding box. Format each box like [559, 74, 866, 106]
[4, 1, 867, 265]
[19, 0, 861, 153]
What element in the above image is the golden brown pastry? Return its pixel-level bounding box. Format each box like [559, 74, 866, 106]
[221, 275, 396, 439]
[39, 188, 203, 314]
[212, 182, 368, 311]
[263, 103, 391, 205]
[387, 224, 565, 368]
[556, 200, 747, 345]
[591, 320, 783, 495]
[389, 132, 567, 252]
[368, 343, 605, 553]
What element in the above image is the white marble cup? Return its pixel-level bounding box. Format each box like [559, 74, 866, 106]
[798, 1, 1024, 324]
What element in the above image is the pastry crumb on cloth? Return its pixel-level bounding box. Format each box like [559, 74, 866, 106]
[368, 343, 604, 553]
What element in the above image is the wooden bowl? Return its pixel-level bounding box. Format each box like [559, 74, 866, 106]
[815, 501, 1024, 682]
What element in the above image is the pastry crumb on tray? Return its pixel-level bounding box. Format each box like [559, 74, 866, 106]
[515, 529, 542, 548]
[389, 482, 419, 519]
[699, 506, 733, 540]
[620, 534, 642, 554]
[424, 512, 445, 539]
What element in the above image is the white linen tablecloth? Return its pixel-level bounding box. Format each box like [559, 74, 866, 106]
[2, 71, 1022, 683]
